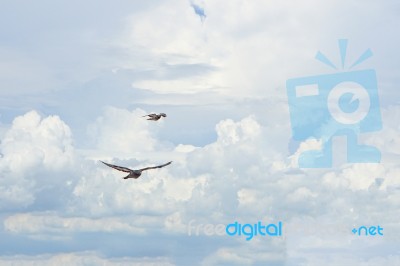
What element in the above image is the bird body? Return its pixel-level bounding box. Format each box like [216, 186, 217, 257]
[100, 161, 172, 179]
[142, 113, 167, 121]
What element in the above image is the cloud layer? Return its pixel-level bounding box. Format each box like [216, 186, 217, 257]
[1, 104, 399, 265]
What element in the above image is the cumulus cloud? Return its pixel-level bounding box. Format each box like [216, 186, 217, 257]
[2, 103, 400, 264]
[0, 110, 73, 172]
[87, 107, 166, 156]
[0, 110, 74, 210]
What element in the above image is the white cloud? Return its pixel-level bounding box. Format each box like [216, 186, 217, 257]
[201, 241, 286, 266]
[289, 139, 322, 168]
[0, 253, 174, 266]
[2, 105, 400, 264]
[4, 213, 145, 235]
[0, 110, 74, 173]
[87, 107, 166, 156]
[0, 110, 74, 209]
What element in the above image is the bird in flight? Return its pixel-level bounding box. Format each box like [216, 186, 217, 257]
[142, 113, 167, 121]
[100, 161, 172, 179]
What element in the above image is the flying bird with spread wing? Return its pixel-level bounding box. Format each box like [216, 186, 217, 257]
[100, 160, 172, 179]
[142, 113, 167, 121]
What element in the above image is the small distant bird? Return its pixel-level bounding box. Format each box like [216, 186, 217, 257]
[100, 161, 172, 179]
[142, 113, 167, 121]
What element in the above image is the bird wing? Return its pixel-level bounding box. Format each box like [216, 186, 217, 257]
[139, 161, 172, 171]
[100, 161, 132, 173]
[143, 113, 157, 118]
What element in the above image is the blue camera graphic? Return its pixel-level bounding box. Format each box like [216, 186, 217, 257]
[287, 40, 382, 168]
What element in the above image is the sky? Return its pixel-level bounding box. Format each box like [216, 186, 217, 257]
[0, 0, 400, 265]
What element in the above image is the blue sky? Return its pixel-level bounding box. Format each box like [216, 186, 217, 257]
[1, 0, 400, 265]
